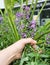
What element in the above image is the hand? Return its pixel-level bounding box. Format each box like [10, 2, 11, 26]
[0, 38, 37, 65]
[14, 38, 37, 59]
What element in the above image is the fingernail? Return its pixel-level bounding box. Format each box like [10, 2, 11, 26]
[34, 40, 37, 43]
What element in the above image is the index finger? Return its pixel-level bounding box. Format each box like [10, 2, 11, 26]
[19, 38, 37, 45]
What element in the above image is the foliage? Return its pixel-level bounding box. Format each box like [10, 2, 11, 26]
[0, 0, 50, 65]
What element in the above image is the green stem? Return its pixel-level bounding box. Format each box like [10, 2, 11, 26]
[30, 0, 34, 11]
[45, 21, 50, 26]
[8, 10, 20, 40]
[26, 0, 28, 5]
[34, 21, 50, 41]
[46, 24, 50, 30]
[34, 30, 50, 40]
[30, 0, 38, 20]
[0, 9, 4, 16]
[36, 0, 47, 21]
[0, 10, 6, 23]
[4, 0, 20, 41]
[8, 16, 17, 40]
[37, 40, 45, 44]
[45, 22, 50, 30]
[20, 0, 23, 13]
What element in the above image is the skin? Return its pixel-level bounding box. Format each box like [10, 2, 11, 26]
[0, 38, 37, 65]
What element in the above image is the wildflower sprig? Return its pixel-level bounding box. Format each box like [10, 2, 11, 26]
[0, 0, 50, 65]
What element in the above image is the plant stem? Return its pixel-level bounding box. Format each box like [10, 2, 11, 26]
[20, 0, 23, 13]
[30, 0, 38, 20]
[8, 10, 20, 40]
[30, 0, 34, 11]
[0, 9, 4, 16]
[4, 0, 20, 41]
[34, 30, 50, 40]
[26, 0, 28, 6]
[36, 0, 47, 21]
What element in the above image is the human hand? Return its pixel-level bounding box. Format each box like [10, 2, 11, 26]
[14, 38, 37, 59]
[0, 38, 37, 65]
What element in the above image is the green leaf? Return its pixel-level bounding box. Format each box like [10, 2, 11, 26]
[31, 62, 35, 65]
[20, 57, 29, 65]
[40, 54, 50, 58]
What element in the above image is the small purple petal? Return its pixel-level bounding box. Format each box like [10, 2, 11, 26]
[0, 16, 3, 21]
[30, 20, 36, 28]
[16, 12, 20, 17]
[26, 15, 29, 20]
[16, 12, 23, 18]
[25, 6, 30, 11]
[31, 25, 36, 28]
[30, 20, 36, 25]
[21, 24, 24, 29]
[22, 33, 27, 38]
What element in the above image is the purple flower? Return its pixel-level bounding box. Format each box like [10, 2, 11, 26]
[31, 25, 36, 28]
[22, 33, 27, 38]
[26, 15, 29, 20]
[30, 20, 36, 28]
[25, 6, 30, 11]
[16, 12, 23, 18]
[21, 24, 25, 29]
[20, 24, 25, 30]
[31, 20, 36, 24]
[0, 16, 3, 21]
